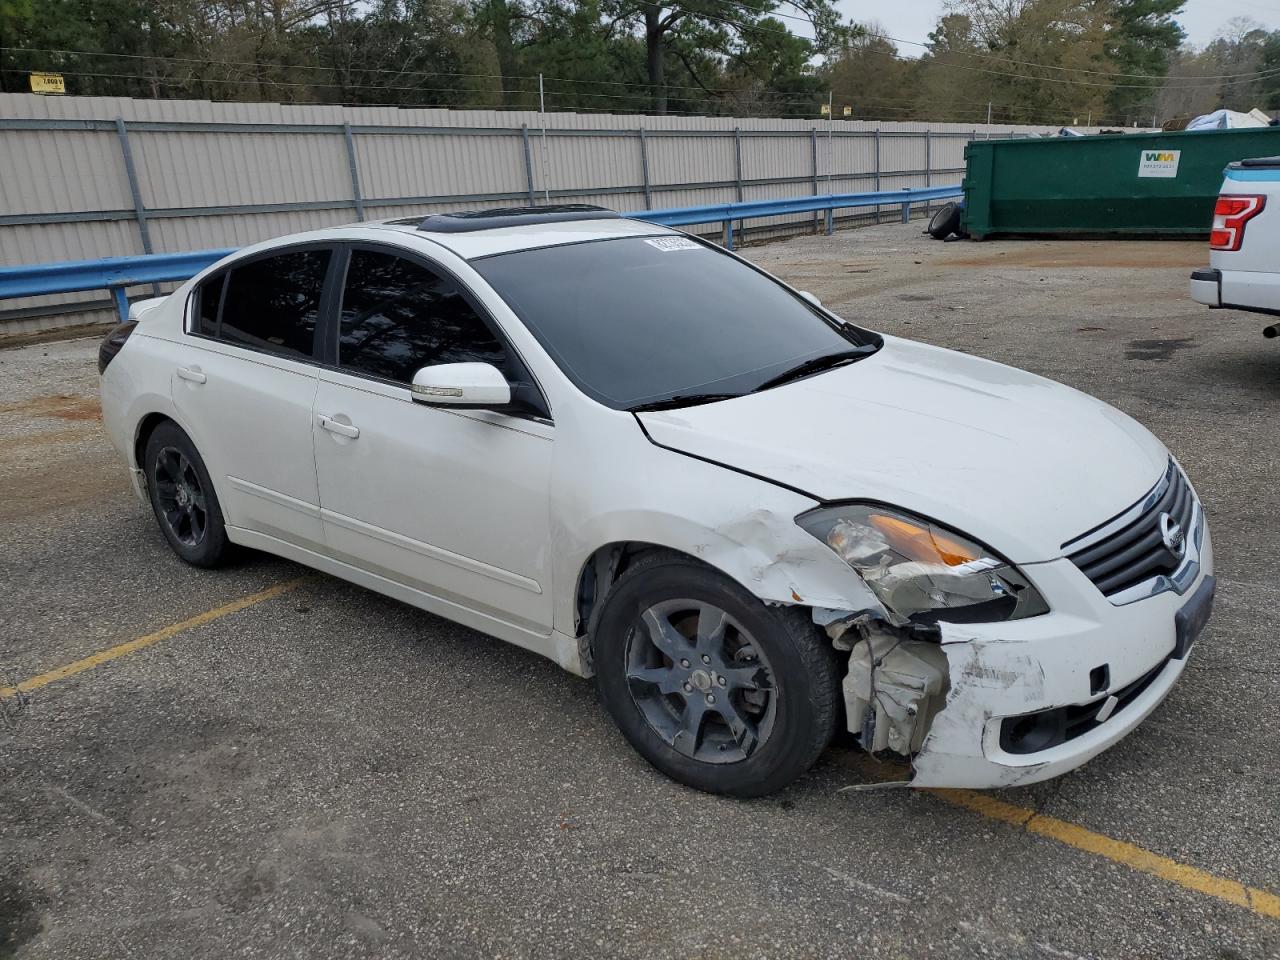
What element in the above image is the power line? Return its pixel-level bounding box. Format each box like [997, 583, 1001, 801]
[8, 15, 1280, 101]
[0, 43, 800, 99]
[0, 62, 1137, 125]
[6, 10, 1272, 125]
[855, 27, 1280, 83]
[642, 5, 1280, 89]
[0, 63, 846, 109]
[0, 58, 1130, 118]
[719, 0, 1280, 83]
[847, 37, 1280, 90]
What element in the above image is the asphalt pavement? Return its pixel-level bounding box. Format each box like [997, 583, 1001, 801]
[1, 224, 1276, 959]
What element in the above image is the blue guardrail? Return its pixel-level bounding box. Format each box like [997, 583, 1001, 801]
[0, 248, 236, 323]
[0, 185, 960, 323]
[638, 185, 963, 249]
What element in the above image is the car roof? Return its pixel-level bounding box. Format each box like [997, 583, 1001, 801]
[366, 213, 677, 260]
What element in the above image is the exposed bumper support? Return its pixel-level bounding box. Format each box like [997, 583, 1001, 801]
[822, 529, 1213, 789]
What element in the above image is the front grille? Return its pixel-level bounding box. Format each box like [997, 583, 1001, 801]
[1066, 462, 1195, 598]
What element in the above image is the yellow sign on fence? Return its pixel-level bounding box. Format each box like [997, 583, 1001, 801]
[29, 72, 65, 95]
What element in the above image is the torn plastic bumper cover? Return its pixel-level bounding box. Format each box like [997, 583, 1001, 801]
[814, 547, 1213, 789]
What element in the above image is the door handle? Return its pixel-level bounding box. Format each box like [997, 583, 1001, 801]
[176, 366, 206, 384]
[317, 414, 360, 439]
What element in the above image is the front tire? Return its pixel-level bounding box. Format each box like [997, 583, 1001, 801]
[593, 553, 839, 797]
[143, 421, 232, 568]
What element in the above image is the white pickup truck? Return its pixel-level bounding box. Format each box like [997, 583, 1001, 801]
[1189, 156, 1280, 337]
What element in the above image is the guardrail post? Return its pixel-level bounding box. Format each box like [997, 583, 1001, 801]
[639, 128, 653, 210]
[521, 124, 537, 204]
[825, 207, 833, 235]
[901, 190, 912, 224]
[724, 218, 735, 251]
[342, 122, 365, 221]
[110, 286, 129, 322]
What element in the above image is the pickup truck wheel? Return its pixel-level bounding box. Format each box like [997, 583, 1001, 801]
[144, 421, 232, 568]
[593, 553, 839, 797]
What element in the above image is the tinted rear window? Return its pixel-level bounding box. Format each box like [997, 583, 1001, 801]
[220, 249, 330, 359]
[472, 236, 876, 409]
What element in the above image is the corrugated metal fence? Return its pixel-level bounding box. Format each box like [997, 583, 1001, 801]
[0, 93, 1095, 335]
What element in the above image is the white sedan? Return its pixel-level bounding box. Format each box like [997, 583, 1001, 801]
[99, 206, 1214, 796]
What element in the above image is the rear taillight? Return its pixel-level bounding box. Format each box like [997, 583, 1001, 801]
[1209, 194, 1266, 251]
[98, 321, 137, 375]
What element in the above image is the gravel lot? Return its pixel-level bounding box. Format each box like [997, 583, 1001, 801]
[1, 222, 1277, 959]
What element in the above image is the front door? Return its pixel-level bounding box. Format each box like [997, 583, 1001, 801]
[312, 246, 554, 634]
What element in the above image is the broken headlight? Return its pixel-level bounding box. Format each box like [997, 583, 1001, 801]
[798, 505, 1048, 624]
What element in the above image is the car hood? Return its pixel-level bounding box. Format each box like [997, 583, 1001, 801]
[637, 336, 1168, 563]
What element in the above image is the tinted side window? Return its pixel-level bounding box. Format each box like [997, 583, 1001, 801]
[338, 250, 505, 384]
[220, 249, 330, 359]
[195, 275, 223, 337]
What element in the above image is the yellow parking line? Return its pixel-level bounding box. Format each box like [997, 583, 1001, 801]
[4, 596, 1274, 923]
[828, 749, 1280, 921]
[0, 578, 305, 699]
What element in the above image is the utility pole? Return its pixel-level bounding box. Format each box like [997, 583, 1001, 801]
[827, 90, 834, 191]
[539, 73, 550, 203]
[986, 101, 993, 138]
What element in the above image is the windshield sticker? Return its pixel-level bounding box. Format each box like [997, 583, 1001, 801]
[644, 236, 702, 253]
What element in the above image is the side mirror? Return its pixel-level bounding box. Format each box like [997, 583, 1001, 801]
[411, 362, 511, 408]
[798, 290, 822, 308]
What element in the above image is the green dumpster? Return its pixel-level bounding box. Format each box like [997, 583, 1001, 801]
[961, 127, 1280, 240]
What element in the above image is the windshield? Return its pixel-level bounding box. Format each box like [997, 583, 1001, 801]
[471, 235, 881, 410]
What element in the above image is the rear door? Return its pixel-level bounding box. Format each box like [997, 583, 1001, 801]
[172, 244, 337, 550]
[311, 244, 554, 634]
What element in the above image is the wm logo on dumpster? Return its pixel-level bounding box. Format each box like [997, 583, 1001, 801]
[1138, 149, 1181, 179]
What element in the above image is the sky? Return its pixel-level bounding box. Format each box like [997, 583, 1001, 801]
[837, 0, 1280, 54]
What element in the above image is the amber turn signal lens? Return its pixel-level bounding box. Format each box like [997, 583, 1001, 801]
[868, 513, 980, 566]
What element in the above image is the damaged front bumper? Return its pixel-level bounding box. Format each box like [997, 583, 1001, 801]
[827, 528, 1214, 789]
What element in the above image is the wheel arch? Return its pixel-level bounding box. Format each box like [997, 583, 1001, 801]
[134, 411, 173, 472]
[130, 409, 235, 526]
[574, 542, 745, 677]
[568, 520, 877, 677]
[562, 499, 882, 675]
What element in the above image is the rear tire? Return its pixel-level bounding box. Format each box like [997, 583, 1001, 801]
[593, 552, 839, 797]
[143, 421, 232, 568]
